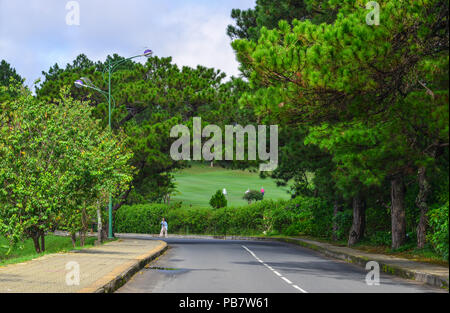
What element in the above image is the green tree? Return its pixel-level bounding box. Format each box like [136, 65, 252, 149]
[243, 190, 264, 204]
[36, 55, 250, 208]
[227, 0, 331, 42]
[210, 190, 228, 209]
[232, 0, 449, 248]
[0, 60, 25, 102]
[0, 84, 134, 253]
[0, 60, 24, 86]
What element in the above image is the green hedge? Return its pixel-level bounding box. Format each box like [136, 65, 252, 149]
[428, 202, 449, 261]
[114, 197, 332, 237]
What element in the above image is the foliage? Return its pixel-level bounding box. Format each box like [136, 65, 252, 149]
[227, 0, 330, 42]
[333, 209, 353, 241]
[115, 194, 449, 260]
[115, 197, 330, 237]
[209, 190, 228, 209]
[232, 0, 449, 248]
[243, 190, 264, 204]
[0, 84, 134, 253]
[428, 202, 449, 260]
[0, 60, 25, 102]
[36, 54, 251, 206]
[0, 60, 24, 87]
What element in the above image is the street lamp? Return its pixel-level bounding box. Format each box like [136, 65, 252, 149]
[75, 49, 153, 239]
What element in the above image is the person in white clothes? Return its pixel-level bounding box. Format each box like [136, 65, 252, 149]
[160, 218, 168, 238]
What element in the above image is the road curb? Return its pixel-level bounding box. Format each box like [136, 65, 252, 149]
[116, 233, 271, 241]
[77, 241, 168, 293]
[274, 237, 449, 290]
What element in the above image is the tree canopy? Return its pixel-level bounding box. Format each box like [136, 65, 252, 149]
[231, 0, 449, 248]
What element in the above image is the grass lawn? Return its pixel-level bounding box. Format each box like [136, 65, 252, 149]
[0, 234, 108, 267]
[172, 164, 292, 207]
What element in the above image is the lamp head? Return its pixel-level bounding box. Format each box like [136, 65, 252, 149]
[143, 49, 153, 57]
[74, 80, 84, 88]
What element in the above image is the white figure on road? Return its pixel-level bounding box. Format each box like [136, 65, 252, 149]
[160, 217, 168, 238]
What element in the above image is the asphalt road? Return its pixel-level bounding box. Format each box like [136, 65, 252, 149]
[116, 238, 442, 293]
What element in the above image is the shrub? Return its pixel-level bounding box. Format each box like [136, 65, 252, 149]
[243, 190, 264, 204]
[367, 231, 392, 246]
[428, 202, 449, 260]
[285, 196, 332, 238]
[209, 190, 227, 209]
[114, 204, 169, 234]
[114, 196, 332, 238]
[333, 210, 353, 241]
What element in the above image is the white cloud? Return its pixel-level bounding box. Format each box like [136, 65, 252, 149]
[0, 0, 255, 88]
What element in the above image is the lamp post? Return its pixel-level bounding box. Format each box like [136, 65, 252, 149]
[75, 49, 153, 239]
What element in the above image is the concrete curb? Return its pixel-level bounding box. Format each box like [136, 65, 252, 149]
[77, 241, 168, 293]
[116, 233, 271, 241]
[274, 237, 449, 290]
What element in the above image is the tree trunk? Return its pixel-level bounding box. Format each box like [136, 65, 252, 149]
[70, 233, 77, 248]
[332, 199, 342, 241]
[348, 195, 366, 246]
[81, 204, 88, 246]
[416, 166, 430, 249]
[96, 207, 103, 245]
[391, 176, 407, 250]
[40, 231, 45, 253]
[79, 231, 85, 247]
[31, 233, 41, 254]
[102, 208, 109, 240]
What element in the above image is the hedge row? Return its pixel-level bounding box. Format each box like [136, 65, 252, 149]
[114, 196, 332, 237]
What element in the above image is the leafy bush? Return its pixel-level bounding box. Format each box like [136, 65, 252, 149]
[114, 204, 169, 234]
[209, 190, 227, 209]
[285, 196, 332, 238]
[243, 190, 264, 204]
[367, 231, 392, 246]
[428, 202, 449, 260]
[115, 197, 333, 238]
[115, 201, 270, 235]
[333, 210, 353, 241]
[264, 203, 293, 234]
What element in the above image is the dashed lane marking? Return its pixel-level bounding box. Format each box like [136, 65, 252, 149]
[242, 245, 308, 293]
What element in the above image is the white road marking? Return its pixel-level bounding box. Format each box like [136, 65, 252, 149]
[293, 285, 308, 293]
[273, 271, 282, 277]
[282, 277, 293, 284]
[242, 245, 308, 293]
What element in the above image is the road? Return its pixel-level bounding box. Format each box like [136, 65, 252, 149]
[116, 238, 442, 293]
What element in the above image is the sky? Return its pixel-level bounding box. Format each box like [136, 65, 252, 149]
[0, 0, 255, 89]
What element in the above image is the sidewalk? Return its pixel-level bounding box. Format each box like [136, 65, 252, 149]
[0, 239, 167, 293]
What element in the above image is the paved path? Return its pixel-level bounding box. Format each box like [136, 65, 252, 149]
[0, 239, 165, 293]
[116, 238, 445, 293]
[117, 233, 449, 288]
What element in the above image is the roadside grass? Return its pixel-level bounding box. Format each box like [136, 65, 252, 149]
[0, 234, 114, 267]
[172, 164, 292, 207]
[353, 243, 449, 267]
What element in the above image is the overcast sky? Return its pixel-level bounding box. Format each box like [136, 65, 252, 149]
[0, 0, 255, 88]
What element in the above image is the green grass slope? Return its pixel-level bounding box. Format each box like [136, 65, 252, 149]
[172, 164, 291, 208]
